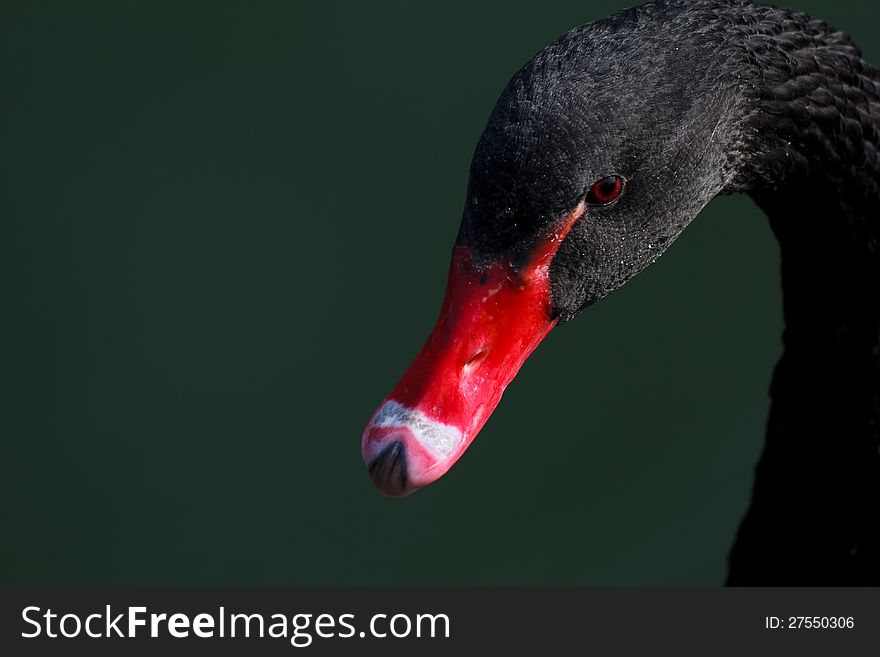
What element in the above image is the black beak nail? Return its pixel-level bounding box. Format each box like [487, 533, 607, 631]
[367, 441, 411, 497]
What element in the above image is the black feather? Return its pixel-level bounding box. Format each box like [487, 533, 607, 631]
[458, 0, 880, 584]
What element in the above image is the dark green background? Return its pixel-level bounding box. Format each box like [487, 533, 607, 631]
[2, 1, 875, 585]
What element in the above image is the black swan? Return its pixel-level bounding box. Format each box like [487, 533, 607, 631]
[361, 0, 880, 584]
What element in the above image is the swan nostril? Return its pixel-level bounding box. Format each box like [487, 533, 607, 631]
[464, 348, 489, 367]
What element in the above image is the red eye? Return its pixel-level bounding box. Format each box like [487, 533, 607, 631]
[585, 175, 625, 206]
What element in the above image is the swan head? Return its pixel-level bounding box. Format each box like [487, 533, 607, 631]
[461, 20, 746, 320]
[362, 11, 746, 496]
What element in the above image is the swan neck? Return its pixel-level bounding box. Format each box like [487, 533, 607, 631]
[725, 9, 880, 582]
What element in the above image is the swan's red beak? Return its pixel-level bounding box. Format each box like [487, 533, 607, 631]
[362, 203, 585, 496]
